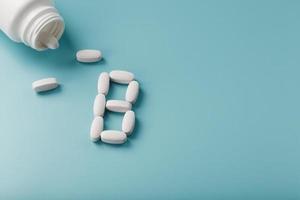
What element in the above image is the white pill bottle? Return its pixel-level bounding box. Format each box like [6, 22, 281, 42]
[0, 0, 64, 51]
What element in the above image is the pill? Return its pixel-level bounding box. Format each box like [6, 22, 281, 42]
[125, 81, 139, 104]
[101, 130, 127, 144]
[39, 31, 59, 49]
[97, 72, 110, 95]
[90, 116, 104, 142]
[32, 77, 59, 93]
[109, 70, 134, 84]
[45, 36, 59, 49]
[122, 111, 135, 135]
[106, 100, 132, 113]
[76, 49, 102, 63]
[93, 94, 106, 116]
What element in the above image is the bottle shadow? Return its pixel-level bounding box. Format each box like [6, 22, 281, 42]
[1, 30, 72, 64]
[0, 29, 105, 74]
[0, 28, 108, 85]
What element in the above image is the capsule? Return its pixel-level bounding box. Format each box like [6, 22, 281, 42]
[125, 81, 139, 104]
[97, 72, 110, 95]
[93, 94, 106, 116]
[122, 111, 135, 135]
[106, 100, 132, 113]
[101, 130, 127, 144]
[90, 116, 104, 142]
[109, 70, 134, 84]
[76, 49, 102, 63]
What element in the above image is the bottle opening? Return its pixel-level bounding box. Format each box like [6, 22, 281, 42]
[23, 8, 64, 51]
[35, 19, 64, 50]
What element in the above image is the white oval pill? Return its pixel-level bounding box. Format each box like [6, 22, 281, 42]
[125, 81, 139, 104]
[76, 49, 102, 63]
[122, 111, 135, 135]
[32, 77, 59, 93]
[106, 100, 132, 113]
[101, 130, 127, 144]
[109, 70, 134, 84]
[90, 116, 104, 142]
[97, 72, 110, 95]
[93, 94, 106, 116]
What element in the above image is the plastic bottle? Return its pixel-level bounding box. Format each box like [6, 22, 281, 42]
[0, 0, 65, 51]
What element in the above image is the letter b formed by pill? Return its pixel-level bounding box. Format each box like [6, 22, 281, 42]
[90, 70, 140, 144]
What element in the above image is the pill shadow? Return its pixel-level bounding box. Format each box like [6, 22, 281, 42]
[129, 118, 141, 140]
[132, 88, 144, 111]
[77, 58, 106, 66]
[130, 88, 145, 140]
[93, 134, 132, 149]
[35, 85, 62, 96]
[97, 140, 131, 149]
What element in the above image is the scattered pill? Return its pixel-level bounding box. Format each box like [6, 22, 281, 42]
[32, 77, 59, 93]
[90, 116, 104, 142]
[76, 49, 102, 63]
[106, 100, 132, 113]
[101, 130, 127, 144]
[122, 111, 135, 135]
[93, 94, 106, 117]
[109, 70, 134, 84]
[98, 72, 110, 95]
[125, 81, 139, 104]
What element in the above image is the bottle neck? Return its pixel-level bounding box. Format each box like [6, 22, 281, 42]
[21, 7, 64, 51]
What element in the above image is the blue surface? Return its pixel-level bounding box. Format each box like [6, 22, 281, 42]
[0, 0, 300, 199]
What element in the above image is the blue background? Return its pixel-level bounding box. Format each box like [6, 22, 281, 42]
[0, 0, 299, 199]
